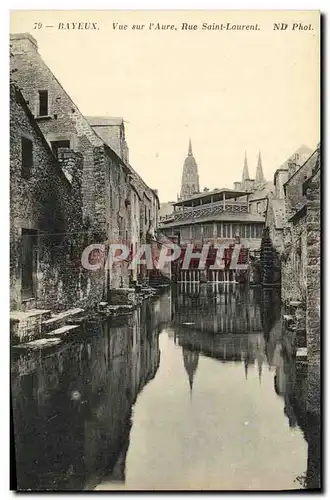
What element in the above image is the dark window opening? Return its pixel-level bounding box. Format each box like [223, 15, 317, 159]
[38, 90, 48, 116]
[21, 137, 33, 179]
[50, 140, 70, 159]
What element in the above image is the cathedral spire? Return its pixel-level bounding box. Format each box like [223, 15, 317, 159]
[242, 151, 250, 182]
[188, 137, 193, 156]
[255, 151, 265, 186]
[182, 347, 199, 397]
[180, 138, 200, 200]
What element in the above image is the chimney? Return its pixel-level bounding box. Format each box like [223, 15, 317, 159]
[234, 181, 242, 191]
[10, 33, 38, 54]
[287, 159, 297, 179]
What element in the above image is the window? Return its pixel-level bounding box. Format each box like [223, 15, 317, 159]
[240, 224, 246, 238]
[181, 227, 190, 240]
[38, 90, 48, 116]
[256, 225, 264, 238]
[216, 223, 222, 238]
[223, 223, 231, 238]
[192, 225, 202, 240]
[21, 137, 33, 179]
[250, 225, 256, 238]
[257, 202, 261, 214]
[232, 224, 240, 237]
[50, 140, 70, 159]
[203, 223, 213, 238]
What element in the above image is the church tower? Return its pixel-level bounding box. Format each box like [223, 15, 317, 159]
[180, 139, 200, 200]
[182, 346, 199, 395]
[255, 151, 265, 187]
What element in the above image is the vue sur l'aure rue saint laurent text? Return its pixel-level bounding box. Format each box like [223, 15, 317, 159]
[112, 22, 260, 31]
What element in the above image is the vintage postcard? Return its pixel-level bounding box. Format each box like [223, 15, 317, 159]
[10, 10, 321, 491]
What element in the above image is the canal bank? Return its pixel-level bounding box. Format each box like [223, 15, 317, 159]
[11, 287, 320, 491]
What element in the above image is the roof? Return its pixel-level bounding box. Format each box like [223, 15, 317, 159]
[86, 116, 124, 126]
[279, 145, 314, 171]
[10, 32, 38, 49]
[249, 181, 274, 201]
[283, 147, 319, 187]
[160, 212, 265, 228]
[174, 188, 247, 206]
[288, 204, 307, 223]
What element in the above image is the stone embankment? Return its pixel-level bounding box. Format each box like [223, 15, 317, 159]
[11, 284, 168, 352]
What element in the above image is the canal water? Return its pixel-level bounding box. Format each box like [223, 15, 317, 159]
[11, 286, 320, 491]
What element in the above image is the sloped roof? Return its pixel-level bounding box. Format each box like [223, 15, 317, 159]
[279, 145, 314, 171]
[249, 181, 274, 201]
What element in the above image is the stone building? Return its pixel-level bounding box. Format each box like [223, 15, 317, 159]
[259, 145, 314, 286]
[10, 83, 91, 315]
[160, 188, 264, 250]
[280, 146, 319, 305]
[10, 32, 159, 299]
[261, 143, 320, 414]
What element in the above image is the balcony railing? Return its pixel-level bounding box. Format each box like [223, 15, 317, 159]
[173, 201, 248, 222]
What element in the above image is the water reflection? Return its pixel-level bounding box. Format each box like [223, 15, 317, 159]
[11, 287, 321, 491]
[11, 298, 167, 490]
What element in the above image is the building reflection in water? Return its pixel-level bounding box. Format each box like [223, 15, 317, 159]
[172, 285, 320, 490]
[11, 288, 320, 491]
[182, 347, 199, 394]
[11, 295, 173, 491]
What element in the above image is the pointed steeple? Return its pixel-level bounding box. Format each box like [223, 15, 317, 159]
[182, 347, 199, 396]
[188, 137, 193, 156]
[255, 151, 265, 186]
[180, 138, 200, 200]
[242, 151, 250, 182]
[244, 357, 248, 379]
[258, 357, 263, 384]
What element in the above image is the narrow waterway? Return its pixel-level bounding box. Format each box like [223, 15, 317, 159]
[11, 286, 320, 491]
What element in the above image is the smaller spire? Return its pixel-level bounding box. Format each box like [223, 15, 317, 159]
[188, 138, 193, 156]
[258, 357, 263, 384]
[242, 151, 250, 182]
[255, 151, 265, 185]
[244, 357, 248, 379]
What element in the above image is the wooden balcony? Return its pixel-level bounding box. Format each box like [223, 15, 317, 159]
[174, 201, 248, 222]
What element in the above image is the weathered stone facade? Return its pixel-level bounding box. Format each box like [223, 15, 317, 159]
[262, 144, 320, 414]
[281, 147, 320, 305]
[10, 32, 160, 313]
[304, 166, 321, 414]
[10, 83, 96, 313]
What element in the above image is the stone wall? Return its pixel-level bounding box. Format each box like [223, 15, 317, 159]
[10, 33, 104, 225]
[281, 214, 308, 305]
[284, 149, 318, 219]
[10, 84, 100, 311]
[281, 147, 320, 306]
[305, 168, 321, 414]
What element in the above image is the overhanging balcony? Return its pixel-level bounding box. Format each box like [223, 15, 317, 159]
[174, 200, 248, 222]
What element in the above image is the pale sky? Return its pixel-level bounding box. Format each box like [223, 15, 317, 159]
[10, 10, 320, 202]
